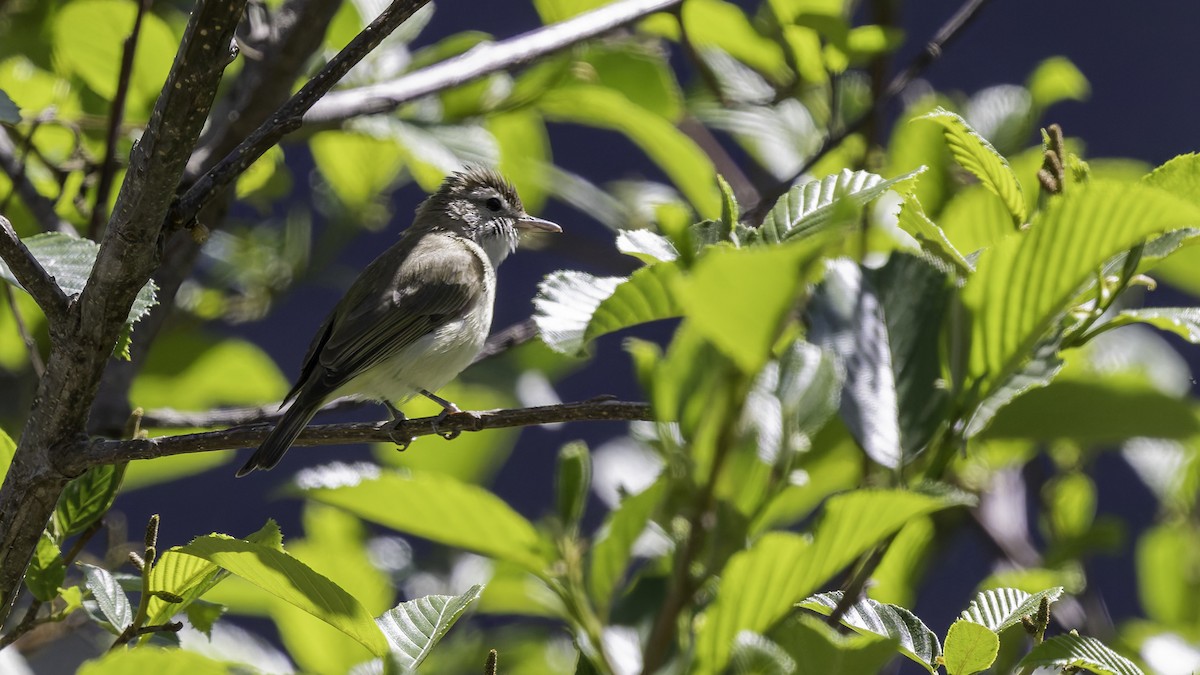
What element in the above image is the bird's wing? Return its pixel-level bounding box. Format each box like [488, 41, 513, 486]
[305, 232, 486, 394]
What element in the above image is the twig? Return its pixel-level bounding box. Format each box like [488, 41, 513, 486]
[0, 127, 73, 235]
[741, 0, 996, 225]
[473, 317, 540, 363]
[80, 400, 651, 470]
[0, 599, 43, 649]
[89, 0, 153, 240]
[303, 0, 685, 125]
[0, 215, 69, 326]
[168, 0, 433, 231]
[3, 282, 45, 377]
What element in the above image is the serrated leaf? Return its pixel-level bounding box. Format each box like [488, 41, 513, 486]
[588, 479, 667, 616]
[897, 194, 973, 275]
[539, 84, 719, 218]
[177, 535, 388, 656]
[919, 108, 1025, 223]
[184, 600, 226, 638]
[961, 181, 1200, 435]
[942, 620, 999, 675]
[755, 168, 925, 244]
[25, 531, 65, 602]
[79, 563, 133, 632]
[376, 585, 482, 670]
[533, 263, 682, 356]
[146, 520, 283, 627]
[55, 463, 125, 539]
[959, 586, 1065, 633]
[799, 591, 940, 672]
[0, 88, 19, 124]
[0, 233, 157, 331]
[1017, 633, 1144, 675]
[1098, 307, 1200, 342]
[615, 229, 679, 263]
[298, 469, 548, 573]
[695, 490, 964, 674]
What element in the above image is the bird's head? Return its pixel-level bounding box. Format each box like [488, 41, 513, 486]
[415, 167, 561, 267]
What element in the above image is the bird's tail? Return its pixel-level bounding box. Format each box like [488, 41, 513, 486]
[236, 396, 323, 477]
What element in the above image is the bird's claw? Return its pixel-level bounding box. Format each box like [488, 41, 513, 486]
[387, 415, 415, 452]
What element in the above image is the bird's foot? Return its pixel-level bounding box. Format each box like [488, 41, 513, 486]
[385, 404, 415, 451]
[430, 403, 462, 440]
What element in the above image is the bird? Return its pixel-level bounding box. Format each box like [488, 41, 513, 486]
[236, 167, 561, 476]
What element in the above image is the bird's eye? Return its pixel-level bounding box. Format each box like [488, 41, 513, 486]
[485, 197, 503, 212]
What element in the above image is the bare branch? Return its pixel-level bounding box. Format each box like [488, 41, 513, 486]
[473, 317, 540, 363]
[89, 0, 153, 240]
[304, 0, 685, 125]
[83, 400, 651, 468]
[741, 0, 996, 225]
[170, 0, 433, 230]
[0, 215, 69, 325]
[0, 127, 73, 235]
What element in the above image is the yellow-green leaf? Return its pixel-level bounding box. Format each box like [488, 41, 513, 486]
[920, 107, 1026, 224]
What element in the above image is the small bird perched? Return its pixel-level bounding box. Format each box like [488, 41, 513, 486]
[236, 167, 560, 476]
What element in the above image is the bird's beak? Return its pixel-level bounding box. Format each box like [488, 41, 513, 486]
[515, 214, 562, 233]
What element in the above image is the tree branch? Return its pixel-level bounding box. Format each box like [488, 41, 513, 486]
[169, 0, 432, 231]
[303, 0, 685, 125]
[0, 127, 73, 235]
[741, 0, 996, 225]
[0, 215, 69, 326]
[84, 400, 652, 467]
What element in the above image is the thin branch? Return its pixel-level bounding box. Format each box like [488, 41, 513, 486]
[0, 127, 73, 235]
[89, 0, 153, 240]
[741, 0, 995, 225]
[168, 0, 432, 231]
[2, 283, 45, 377]
[303, 0, 685, 125]
[473, 317, 540, 363]
[0, 215, 69, 325]
[83, 400, 651, 468]
[0, 599, 43, 649]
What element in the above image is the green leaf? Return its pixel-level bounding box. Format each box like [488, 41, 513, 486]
[146, 520, 283, 627]
[937, 184, 1019, 255]
[675, 241, 828, 374]
[771, 614, 899, 675]
[919, 107, 1026, 224]
[959, 586, 1064, 633]
[729, 632, 795, 674]
[0, 233, 158, 335]
[0, 88, 19, 123]
[538, 84, 720, 218]
[298, 468, 549, 573]
[942, 620, 999, 675]
[78, 647, 230, 675]
[488, 110, 550, 215]
[1027, 56, 1090, 111]
[177, 534, 388, 656]
[79, 563, 133, 632]
[1137, 522, 1200, 626]
[532, 0, 611, 23]
[809, 256, 950, 467]
[588, 479, 667, 616]
[184, 600, 226, 638]
[886, 96, 954, 216]
[555, 441, 591, 532]
[1098, 307, 1200, 343]
[25, 531, 65, 602]
[0, 427, 15, 487]
[52, 0, 176, 108]
[1144, 153, 1200, 207]
[309, 131, 406, 213]
[1017, 634, 1144, 675]
[961, 181, 1200, 435]
[55, 463, 125, 539]
[754, 168, 925, 244]
[131, 331, 289, 411]
[896, 195, 973, 275]
[376, 585, 483, 670]
[581, 44, 683, 121]
[533, 263, 682, 356]
[642, 0, 790, 82]
[799, 591, 940, 672]
[696, 490, 964, 674]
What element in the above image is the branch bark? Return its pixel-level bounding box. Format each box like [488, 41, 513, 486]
[304, 0, 684, 125]
[0, 215, 69, 326]
[84, 400, 651, 468]
[0, 0, 248, 626]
